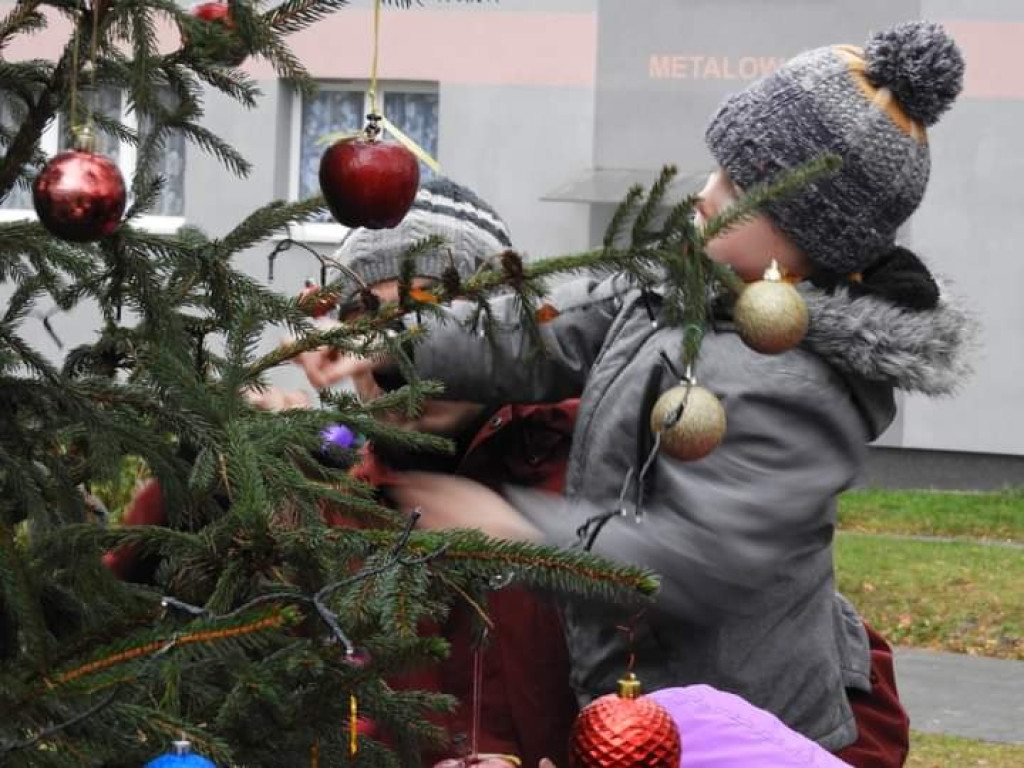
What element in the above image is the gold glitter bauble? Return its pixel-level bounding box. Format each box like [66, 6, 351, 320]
[734, 261, 809, 355]
[650, 384, 726, 461]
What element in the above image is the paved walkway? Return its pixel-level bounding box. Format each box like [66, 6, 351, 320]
[894, 648, 1024, 744]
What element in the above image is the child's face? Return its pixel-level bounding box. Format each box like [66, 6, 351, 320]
[694, 170, 811, 282]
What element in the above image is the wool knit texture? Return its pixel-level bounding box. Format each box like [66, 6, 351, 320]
[705, 21, 965, 274]
[332, 177, 511, 299]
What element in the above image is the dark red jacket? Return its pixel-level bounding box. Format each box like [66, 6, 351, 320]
[351, 402, 579, 767]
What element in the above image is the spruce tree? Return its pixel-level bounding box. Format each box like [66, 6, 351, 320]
[0, 0, 837, 763]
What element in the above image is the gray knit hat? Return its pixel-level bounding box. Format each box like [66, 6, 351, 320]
[705, 21, 965, 274]
[333, 176, 511, 301]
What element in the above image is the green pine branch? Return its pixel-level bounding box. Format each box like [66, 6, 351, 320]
[264, 0, 351, 35]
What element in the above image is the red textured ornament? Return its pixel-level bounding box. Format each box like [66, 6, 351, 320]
[569, 673, 681, 768]
[33, 149, 126, 243]
[298, 279, 338, 318]
[318, 136, 419, 229]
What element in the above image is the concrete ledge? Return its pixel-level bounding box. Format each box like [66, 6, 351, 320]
[862, 447, 1024, 492]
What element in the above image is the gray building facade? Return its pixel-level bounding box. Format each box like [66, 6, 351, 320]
[4, 0, 1022, 487]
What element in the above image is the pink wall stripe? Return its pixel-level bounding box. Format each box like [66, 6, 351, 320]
[249, 9, 597, 87]
[943, 21, 1024, 101]
[4, 8, 596, 88]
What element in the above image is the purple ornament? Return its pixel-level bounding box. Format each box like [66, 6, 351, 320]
[320, 424, 355, 451]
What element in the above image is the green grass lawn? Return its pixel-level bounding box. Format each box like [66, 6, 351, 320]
[839, 488, 1024, 542]
[908, 731, 1024, 768]
[835, 532, 1023, 659]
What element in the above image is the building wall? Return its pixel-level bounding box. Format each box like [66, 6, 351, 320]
[901, 0, 1024, 455]
[583, 0, 1024, 460]
[1, 1, 599, 397]
[3, 0, 1023, 470]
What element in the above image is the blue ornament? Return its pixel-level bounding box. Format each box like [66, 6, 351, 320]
[144, 739, 216, 768]
[320, 423, 356, 451]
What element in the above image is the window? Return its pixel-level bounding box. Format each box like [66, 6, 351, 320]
[1, 86, 186, 231]
[0, 97, 58, 212]
[290, 82, 439, 242]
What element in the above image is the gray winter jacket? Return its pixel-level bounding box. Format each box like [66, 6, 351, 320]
[407, 275, 973, 751]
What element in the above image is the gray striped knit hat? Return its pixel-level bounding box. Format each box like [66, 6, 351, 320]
[333, 177, 511, 301]
[705, 21, 965, 275]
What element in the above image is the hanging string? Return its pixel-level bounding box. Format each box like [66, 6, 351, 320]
[74, 0, 102, 147]
[315, 0, 439, 172]
[469, 636, 485, 763]
[633, 431, 662, 523]
[368, 0, 382, 118]
[68, 8, 81, 137]
[89, 0, 100, 93]
[616, 609, 647, 677]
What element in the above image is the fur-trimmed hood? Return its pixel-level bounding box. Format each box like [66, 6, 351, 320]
[800, 282, 977, 397]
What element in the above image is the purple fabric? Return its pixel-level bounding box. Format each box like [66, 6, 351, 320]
[649, 686, 851, 767]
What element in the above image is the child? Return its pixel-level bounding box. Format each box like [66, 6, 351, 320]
[297, 178, 580, 768]
[380, 21, 972, 766]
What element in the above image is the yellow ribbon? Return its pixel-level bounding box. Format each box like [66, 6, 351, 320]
[368, 0, 381, 116]
[349, 693, 358, 756]
[477, 755, 522, 766]
[379, 114, 441, 173]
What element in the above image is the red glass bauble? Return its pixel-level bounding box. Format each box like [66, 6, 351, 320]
[186, 1, 247, 66]
[191, 0, 230, 23]
[569, 674, 681, 768]
[32, 150, 126, 242]
[318, 137, 419, 229]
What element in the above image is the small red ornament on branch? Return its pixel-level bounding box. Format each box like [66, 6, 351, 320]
[185, 1, 248, 66]
[297, 279, 338, 319]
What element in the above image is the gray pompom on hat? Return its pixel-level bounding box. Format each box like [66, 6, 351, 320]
[333, 176, 511, 302]
[705, 20, 965, 274]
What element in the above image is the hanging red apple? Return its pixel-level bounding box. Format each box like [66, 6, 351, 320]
[318, 120, 420, 229]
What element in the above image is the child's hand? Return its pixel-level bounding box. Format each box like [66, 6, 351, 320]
[280, 319, 374, 390]
[244, 386, 311, 411]
[387, 472, 542, 543]
[291, 330, 377, 390]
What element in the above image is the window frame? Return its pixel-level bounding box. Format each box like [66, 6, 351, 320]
[287, 80, 439, 245]
[0, 92, 186, 235]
